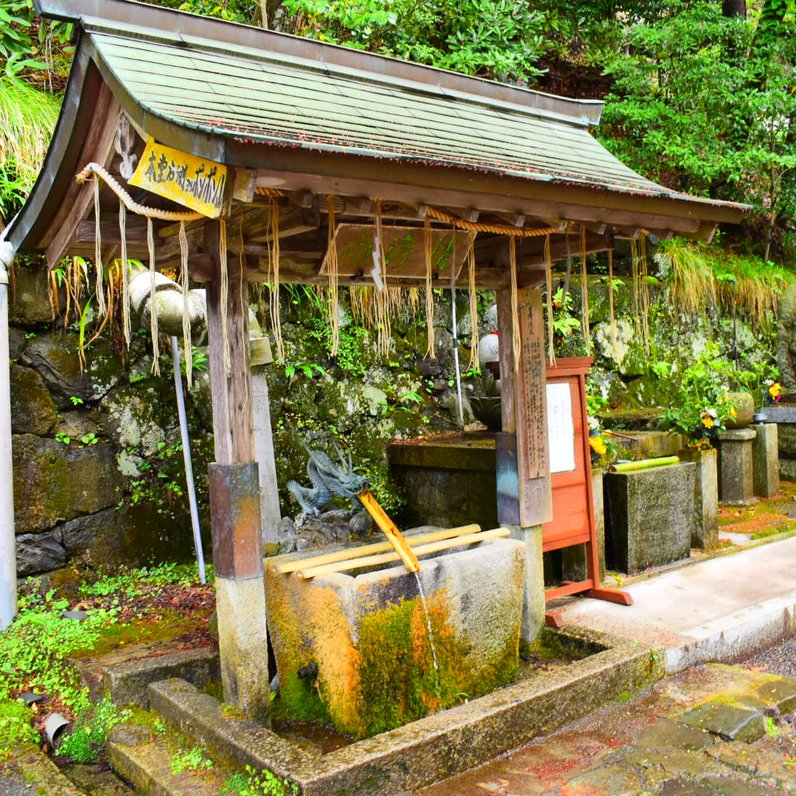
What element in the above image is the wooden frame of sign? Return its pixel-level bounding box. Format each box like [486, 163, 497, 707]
[542, 358, 632, 628]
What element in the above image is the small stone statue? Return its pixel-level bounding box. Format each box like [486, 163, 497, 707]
[287, 444, 369, 522]
[777, 281, 796, 395]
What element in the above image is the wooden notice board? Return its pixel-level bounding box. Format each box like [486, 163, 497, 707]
[542, 358, 632, 623]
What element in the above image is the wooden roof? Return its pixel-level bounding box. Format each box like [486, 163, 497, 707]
[6, 0, 748, 289]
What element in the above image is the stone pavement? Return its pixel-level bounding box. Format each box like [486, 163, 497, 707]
[555, 534, 796, 672]
[421, 661, 796, 795]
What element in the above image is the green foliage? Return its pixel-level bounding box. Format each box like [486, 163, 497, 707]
[78, 561, 209, 600]
[0, 701, 38, 756]
[170, 745, 214, 774]
[59, 698, 129, 763]
[225, 765, 298, 796]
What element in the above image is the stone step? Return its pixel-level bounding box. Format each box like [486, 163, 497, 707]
[146, 679, 311, 781]
[108, 723, 228, 796]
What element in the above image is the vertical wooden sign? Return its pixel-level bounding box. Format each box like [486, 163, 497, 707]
[496, 288, 553, 528]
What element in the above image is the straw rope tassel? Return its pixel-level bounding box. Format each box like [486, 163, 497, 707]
[509, 237, 521, 377]
[544, 234, 556, 366]
[466, 230, 479, 372]
[219, 218, 232, 377]
[580, 225, 590, 350]
[147, 217, 160, 375]
[270, 200, 284, 363]
[424, 217, 435, 359]
[119, 201, 130, 347]
[179, 221, 193, 388]
[373, 200, 391, 358]
[327, 196, 340, 357]
[93, 176, 106, 317]
[608, 248, 617, 349]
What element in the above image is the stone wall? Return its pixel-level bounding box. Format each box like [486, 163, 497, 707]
[7, 266, 470, 581]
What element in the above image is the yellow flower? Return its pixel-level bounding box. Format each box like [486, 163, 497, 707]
[770, 382, 782, 399]
[701, 416, 715, 429]
[590, 436, 607, 456]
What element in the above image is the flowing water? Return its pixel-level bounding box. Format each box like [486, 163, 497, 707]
[413, 571, 441, 703]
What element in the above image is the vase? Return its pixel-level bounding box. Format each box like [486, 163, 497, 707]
[725, 391, 754, 429]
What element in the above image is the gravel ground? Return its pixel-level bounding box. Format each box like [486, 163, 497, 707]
[0, 772, 33, 796]
[744, 636, 796, 678]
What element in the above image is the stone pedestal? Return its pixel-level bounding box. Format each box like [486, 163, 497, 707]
[680, 447, 719, 549]
[508, 524, 545, 645]
[752, 423, 780, 497]
[717, 428, 758, 505]
[605, 463, 695, 574]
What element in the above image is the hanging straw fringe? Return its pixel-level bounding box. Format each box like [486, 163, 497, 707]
[424, 217, 436, 360]
[93, 176, 106, 317]
[608, 248, 617, 349]
[326, 195, 340, 357]
[373, 200, 391, 357]
[509, 238, 521, 377]
[544, 234, 556, 367]
[466, 230, 479, 372]
[119, 201, 130, 346]
[147, 217, 160, 375]
[219, 218, 231, 377]
[580, 225, 591, 350]
[269, 200, 284, 363]
[179, 221, 193, 388]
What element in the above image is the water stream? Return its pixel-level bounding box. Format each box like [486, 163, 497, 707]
[413, 571, 441, 703]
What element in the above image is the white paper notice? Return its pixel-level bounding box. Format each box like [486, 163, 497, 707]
[547, 382, 575, 474]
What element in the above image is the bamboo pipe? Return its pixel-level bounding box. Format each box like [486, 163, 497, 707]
[296, 527, 510, 580]
[610, 456, 680, 473]
[357, 487, 420, 573]
[272, 523, 481, 575]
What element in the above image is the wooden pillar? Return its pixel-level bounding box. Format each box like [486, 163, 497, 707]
[496, 286, 552, 643]
[204, 221, 270, 724]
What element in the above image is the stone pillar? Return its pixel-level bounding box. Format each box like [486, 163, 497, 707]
[680, 447, 719, 549]
[752, 423, 780, 498]
[717, 428, 757, 506]
[508, 525, 545, 644]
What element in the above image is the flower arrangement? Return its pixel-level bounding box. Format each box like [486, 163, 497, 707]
[765, 379, 782, 404]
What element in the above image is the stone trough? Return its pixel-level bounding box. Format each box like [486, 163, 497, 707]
[265, 536, 526, 738]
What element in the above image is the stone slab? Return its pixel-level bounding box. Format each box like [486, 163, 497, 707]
[752, 423, 780, 498]
[605, 463, 695, 574]
[762, 403, 796, 424]
[680, 702, 765, 743]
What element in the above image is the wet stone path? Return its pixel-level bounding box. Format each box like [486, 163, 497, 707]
[421, 647, 796, 796]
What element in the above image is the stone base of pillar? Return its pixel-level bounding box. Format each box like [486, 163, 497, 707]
[215, 575, 270, 725]
[508, 524, 544, 644]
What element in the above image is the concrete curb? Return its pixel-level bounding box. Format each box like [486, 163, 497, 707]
[15, 747, 84, 796]
[665, 590, 796, 673]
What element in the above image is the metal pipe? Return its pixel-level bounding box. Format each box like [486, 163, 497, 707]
[170, 336, 206, 584]
[0, 241, 17, 630]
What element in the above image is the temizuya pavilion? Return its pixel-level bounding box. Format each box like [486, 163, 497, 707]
[1, 0, 746, 721]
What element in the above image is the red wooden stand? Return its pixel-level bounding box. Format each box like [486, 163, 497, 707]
[542, 358, 631, 628]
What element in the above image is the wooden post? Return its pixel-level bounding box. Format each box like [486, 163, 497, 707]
[204, 221, 271, 724]
[495, 285, 552, 644]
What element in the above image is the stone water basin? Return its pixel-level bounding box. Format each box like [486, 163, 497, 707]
[265, 536, 526, 738]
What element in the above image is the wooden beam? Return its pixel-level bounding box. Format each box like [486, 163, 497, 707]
[45, 85, 121, 266]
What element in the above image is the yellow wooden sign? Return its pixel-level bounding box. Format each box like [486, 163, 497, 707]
[129, 138, 227, 218]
